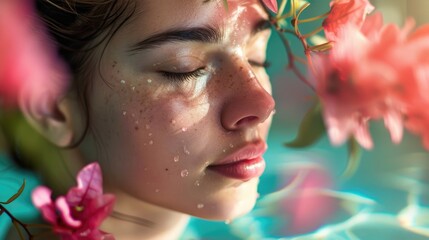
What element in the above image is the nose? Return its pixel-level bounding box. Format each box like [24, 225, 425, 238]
[220, 62, 275, 131]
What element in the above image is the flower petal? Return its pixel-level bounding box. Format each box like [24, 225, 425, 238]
[384, 110, 403, 144]
[84, 194, 116, 229]
[67, 162, 103, 206]
[55, 196, 82, 228]
[353, 121, 373, 149]
[31, 186, 57, 224]
[261, 0, 278, 13]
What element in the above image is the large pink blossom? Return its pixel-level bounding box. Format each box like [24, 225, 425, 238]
[399, 25, 429, 150]
[312, 14, 429, 149]
[0, 0, 68, 111]
[323, 0, 375, 42]
[32, 163, 115, 240]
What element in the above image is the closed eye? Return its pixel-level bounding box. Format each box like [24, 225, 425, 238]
[160, 68, 207, 82]
[248, 60, 271, 69]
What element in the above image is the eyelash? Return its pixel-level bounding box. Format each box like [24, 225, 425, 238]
[160, 60, 271, 82]
[161, 68, 207, 82]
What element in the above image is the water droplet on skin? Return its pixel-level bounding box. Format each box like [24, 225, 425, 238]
[135, 120, 139, 124]
[131, 86, 136, 91]
[272, 109, 277, 115]
[194, 180, 200, 187]
[147, 79, 152, 83]
[170, 119, 176, 125]
[184, 146, 190, 155]
[182, 127, 187, 132]
[229, 144, 234, 148]
[155, 189, 160, 193]
[223, 149, 226, 153]
[197, 204, 204, 209]
[149, 140, 154, 145]
[120, 79, 126, 84]
[181, 169, 189, 177]
[174, 156, 180, 162]
[145, 124, 150, 130]
[122, 111, 127, 116]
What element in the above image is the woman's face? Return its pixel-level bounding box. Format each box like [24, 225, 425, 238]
[83, 0, 274, 220]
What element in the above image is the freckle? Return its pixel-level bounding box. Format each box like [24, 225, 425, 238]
[135, 126, 139, 130]
[239, 66, 243, 71]
[165, 168, 169, 171]
[229, 74, 233, 78]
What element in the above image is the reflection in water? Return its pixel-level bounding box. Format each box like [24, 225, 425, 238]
[229, 155, 429, 240]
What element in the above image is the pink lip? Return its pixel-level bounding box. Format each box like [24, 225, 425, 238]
[208, 141, 267, 181]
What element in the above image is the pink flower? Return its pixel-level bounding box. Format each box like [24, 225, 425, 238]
[400, 24, 429, 150]
[312, 15, 419, 149]
[32, 163, 115, 240]
[0, 0, 68, 111]
[323, 0, 375, 42]
[261, 0, 278, 13]
[279, 164, 336, 235]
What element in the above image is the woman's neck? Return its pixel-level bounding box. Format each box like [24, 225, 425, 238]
[100, 189, 190, 240]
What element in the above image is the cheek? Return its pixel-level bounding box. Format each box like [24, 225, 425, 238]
[88, 79, 215, 188]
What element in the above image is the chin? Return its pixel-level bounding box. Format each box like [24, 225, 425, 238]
[190, 180, 260, 221]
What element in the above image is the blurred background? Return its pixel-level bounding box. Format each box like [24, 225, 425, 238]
[1, 0, 429, 239]
[189, 0, 429, 239]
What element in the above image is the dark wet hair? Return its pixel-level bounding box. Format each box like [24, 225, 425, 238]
[36, 0, 137, 146]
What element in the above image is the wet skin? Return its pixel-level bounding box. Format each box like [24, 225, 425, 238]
[78, 0, 275, 224]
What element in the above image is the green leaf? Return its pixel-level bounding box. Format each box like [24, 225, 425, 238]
[342, 138, 362, 178]
[285, 101, 326, 148]
[222, 0, 229, 11]
[1, 179, 26, 205]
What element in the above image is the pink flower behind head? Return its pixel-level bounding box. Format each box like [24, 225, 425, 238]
[323, 0, 375, 42]
[312, 16, 412, 149]
[32, 163, 115, 240]
[314, 10, 429, 150]
[0, 0, 68, 111]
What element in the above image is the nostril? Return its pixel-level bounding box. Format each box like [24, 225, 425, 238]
[236, 116, 259, 127]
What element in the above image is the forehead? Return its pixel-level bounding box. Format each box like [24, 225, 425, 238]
[121, 0, 267, 39]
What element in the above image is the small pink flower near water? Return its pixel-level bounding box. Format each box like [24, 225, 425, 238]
[0, 0, 68, 111]
[323, 0, 375, 42]
[261, 0, 278, 13]
[32, 163, 115, 240]
[280, 164, 336, 235]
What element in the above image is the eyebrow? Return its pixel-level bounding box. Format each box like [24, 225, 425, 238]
[127, 19, 271, 54]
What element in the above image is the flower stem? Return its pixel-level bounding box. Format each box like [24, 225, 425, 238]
[298, 12, 329, 23]
[302, 26, 324, 39]
[276, 0, 288, 18]
[276, 31, 315, 91]
[0, 204, 33, 239]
